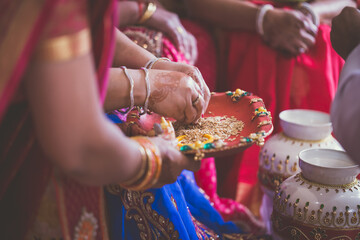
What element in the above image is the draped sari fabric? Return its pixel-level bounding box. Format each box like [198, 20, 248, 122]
[214, 21, 343, 215]
[0, 0, 116, 239]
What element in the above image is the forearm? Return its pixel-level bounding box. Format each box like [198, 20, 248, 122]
[112, 28, 155, 68]
[76, 116, 144, 185]
[26, 54, 144, 186]
[310, 0, 356, 22]
[184, 0, 259, 31]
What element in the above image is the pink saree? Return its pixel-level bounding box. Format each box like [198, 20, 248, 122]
[0, 0, 116, 239]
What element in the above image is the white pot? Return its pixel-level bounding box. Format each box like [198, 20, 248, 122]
[258, 109, 343, 234]
[272, 149, 360, 240]
[258, 109, 342, 195]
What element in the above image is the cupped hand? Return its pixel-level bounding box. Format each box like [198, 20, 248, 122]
[150, 61, 210, 113]
[263, 9, 318, 56]
[148, 69, 206, 124]
[150, 137, 201, 187]
[330, 7, 360, 60]
[145, 7, 198, 64]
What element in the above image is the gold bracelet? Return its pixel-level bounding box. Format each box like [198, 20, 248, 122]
[121, 136, 162, 191]
[120, 143, 148, 186]
[35, 28, 91, 62]
[137, 2, 157, 24]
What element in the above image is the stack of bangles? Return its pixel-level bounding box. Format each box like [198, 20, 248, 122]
[119, 136, 162, 190]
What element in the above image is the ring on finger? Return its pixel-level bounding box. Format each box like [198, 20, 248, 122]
[192, 94, 200, 106]
[298, 47, 306, 54]
[176, 26, 184, 35]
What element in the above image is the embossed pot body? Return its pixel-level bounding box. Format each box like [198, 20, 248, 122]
[258, 109, 342, 196]
[258, 109, 343, 233]
[272, 149, 360, 240]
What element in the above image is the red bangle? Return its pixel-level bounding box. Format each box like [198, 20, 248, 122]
[137, 2, 144, 22]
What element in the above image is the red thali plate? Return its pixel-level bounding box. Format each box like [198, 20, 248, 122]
[126, 91, 273, 158]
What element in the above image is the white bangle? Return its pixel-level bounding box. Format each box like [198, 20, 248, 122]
[256, 4, 274, 37]
[144, 58, 157, 69]
[299, 2, 319, 27]
[139, 67, 151, 115]
[145, 57, 171, 69]
[120, 66, 135, 114]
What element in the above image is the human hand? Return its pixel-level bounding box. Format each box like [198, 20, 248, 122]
[151, 137, 201, 187]
[263, 8, 317, 56]
[331, 7, 360, 60]
[145, 7, 198, 64]
[148, 69, 206, 124]
[150, 61, 210, 113]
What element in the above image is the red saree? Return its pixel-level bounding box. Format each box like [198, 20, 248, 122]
[215, 24, 344, 214]
[0, 0, 116, 239]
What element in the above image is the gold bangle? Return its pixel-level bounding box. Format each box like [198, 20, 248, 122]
[138, 2, 157, 24]
[122, 136, 161, 190]
[35, 28, 91, 62]
[128, 147, 155, 190]
[120, 143, 148, 186]
[149, 140, 162, 186]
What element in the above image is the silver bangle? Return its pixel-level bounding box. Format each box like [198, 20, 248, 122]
[299, 2, 319, 27]
[139, 67, 151, 115]
[145, 57, 171, 69]
[144, 58, 157, 69]
[256, 4, 274, 37]
[119, 66, 135, 114]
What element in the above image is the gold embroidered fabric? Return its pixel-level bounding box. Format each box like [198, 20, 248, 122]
[107, 185, 180, 240]
[25, 181, 63, 240]
[222, 233, 271, 240]
[123, 27, 163, 57]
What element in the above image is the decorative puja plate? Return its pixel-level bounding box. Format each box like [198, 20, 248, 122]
[125, 90, 273, 159]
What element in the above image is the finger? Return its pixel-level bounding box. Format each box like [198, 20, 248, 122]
[184, 157, 201, 172]
[177, 27, 188, 55]
[299, 29, 316, 48]
[181, 31, 192, 61]
[192, 94, 205, 122]
[282, 41, 300, 56]
[194, 68, 210, 111]
[166, 24, 182, 50]
[184, 90, 204, 124]
[190, 35, 198, 64]
[185, 33, 198, 65]
[302, 17, 318, 36]
[184, 96, 198, 124]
